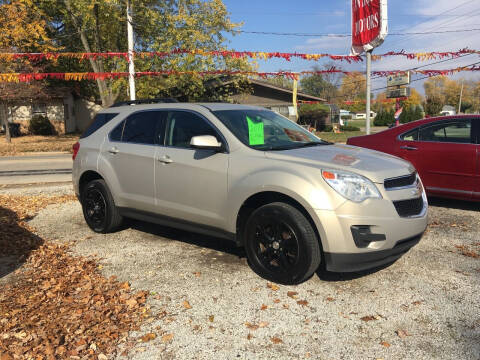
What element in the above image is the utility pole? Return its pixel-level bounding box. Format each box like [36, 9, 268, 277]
[127, 0, 136, 101]
[365, 50, 372, 135]
[458, 79, 464, 114]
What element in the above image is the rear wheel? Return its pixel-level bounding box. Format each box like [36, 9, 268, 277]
[81, 179, 123, 233]
[244, 202, 321, 285]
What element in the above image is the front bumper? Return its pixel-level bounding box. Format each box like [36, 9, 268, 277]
[323, 232, 423, 272]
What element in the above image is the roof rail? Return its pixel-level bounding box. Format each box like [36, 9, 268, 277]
[110, 98, 179, 107]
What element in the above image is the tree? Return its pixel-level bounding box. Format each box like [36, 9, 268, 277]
[39, 0, 252, 106]
[0, 0, 57, 142]
[424, 97, 443, 116]
[402, 88, 424, 108]
[300, 64, 342, 102]
[339, 72, 366, 102]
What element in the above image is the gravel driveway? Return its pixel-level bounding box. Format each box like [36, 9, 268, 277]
[21, 186, 480, 359]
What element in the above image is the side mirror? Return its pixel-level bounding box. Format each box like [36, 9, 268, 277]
[190, 135, 223, 151]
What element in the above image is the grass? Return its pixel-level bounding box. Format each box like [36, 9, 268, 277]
[0, 134, 79, 156]
[316, 131, 364, 143]
[343, 119, 373, 128]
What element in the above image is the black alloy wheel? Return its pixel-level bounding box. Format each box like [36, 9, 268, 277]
[84, 187, 107, 229]
[244, 202, 321, 285]
[81, 179, 123, 233]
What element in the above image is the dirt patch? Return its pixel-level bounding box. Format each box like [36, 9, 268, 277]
[0, 134, 78, 156]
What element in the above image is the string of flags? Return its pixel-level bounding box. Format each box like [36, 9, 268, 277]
[1, 66, 480, 83]
[0, 48, 479, 63]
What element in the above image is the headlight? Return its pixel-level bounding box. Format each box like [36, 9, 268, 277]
[321, 169, 382, 202]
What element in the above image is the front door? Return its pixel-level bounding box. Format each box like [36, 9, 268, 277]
[103, 110, 166, 212]
[396, 118, 476, 199]
[154, 110, 229, 229]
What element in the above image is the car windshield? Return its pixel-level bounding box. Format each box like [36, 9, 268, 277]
[212, 109, 330, 151]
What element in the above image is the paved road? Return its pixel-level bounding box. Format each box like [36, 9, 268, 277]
[0, 153, 72, 185]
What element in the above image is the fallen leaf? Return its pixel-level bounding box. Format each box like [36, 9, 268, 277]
[245, 322, 259, 330]
[396, 329, 409, 338]
[273, 299, 281, 303]
[140, 333, 156, 342]
[287, 291, 298, 299]
[161, 333, 174, 343]
[360, 315, 377, 322]
[380, 341, 391, 347]
[267, 283, 279, 291]
[305, 352, 311, 358]
[325, 297, 335, 302]
[283, 304, 289, 309]
[297, 300, 308, 306]
[271, 337, 283, 344]
[247, 333, 253, 340]
[412, 300, 423, 306]
[183, 300, 192, 309]
[208, 315, 214, 322]
[260, 304, 268, 310]
[193, 272, 201, 278]
[258, 321, 269, 328]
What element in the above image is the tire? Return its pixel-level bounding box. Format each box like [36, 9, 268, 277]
[81, 179, 123, 233]
[244, 202, 321, 285]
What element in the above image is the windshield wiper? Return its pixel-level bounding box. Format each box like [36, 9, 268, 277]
[296, 141, 332, 148]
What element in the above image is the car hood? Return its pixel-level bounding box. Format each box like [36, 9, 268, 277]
[264, 144, 415, 183]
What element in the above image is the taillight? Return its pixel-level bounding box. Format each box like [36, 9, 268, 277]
[72, 142, 80, 160]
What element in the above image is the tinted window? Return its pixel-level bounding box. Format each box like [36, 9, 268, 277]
[109, 120, 124, 142]
[165, 111, 219, 148]
[400, 129, 419, 141]
[81, 113, 118, 138]
[121, 111, 167, 145]
[419, 120, 472, 143]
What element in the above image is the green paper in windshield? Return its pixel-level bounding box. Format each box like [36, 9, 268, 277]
[247, 116, 264, 145]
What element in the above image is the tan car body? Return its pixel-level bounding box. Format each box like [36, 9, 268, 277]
[73, 103, 427, 272]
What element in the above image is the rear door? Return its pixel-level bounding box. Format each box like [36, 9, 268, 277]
[154, 110, 229, 229]
[103, 110, 166, 212]
[397, 118, 476, 199]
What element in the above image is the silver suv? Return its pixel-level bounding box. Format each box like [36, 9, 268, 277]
[73, 102, 428, 284]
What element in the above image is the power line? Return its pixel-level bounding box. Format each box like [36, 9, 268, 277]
[237, 28, 480, 37]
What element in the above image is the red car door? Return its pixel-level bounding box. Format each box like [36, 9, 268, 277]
[396, 118, 476, 200]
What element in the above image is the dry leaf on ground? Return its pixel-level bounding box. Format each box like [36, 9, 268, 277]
[297, 300, 308, 306]
[161, 334, 174, 343]
[267, 282, 279, 291]
[287, 291, 298, 298]
[380, 341, 391, 347]
[0, 195, 149, 359]
[182, 300, 192, 309]
[396, 329, 409, 338]
[271, 337, 283, 344]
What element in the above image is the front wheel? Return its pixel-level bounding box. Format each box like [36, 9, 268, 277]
[81, 179, 123, 233]
[244, 202, 321, 285]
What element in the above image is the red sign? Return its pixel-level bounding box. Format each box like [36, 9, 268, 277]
[351, 0, 388, 55]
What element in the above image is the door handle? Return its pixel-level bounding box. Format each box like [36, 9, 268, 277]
[108, 146, 119, 154]
[157, 155, 173, 164]
[400, 145, 418, 151]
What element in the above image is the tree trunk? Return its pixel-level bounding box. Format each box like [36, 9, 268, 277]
[0, 102, 11, 143]
[64, 0, 116, 107]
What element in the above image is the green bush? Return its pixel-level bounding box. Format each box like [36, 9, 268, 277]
[340, 125, 360, 131]
[28, 115, 57, 135]
[374, 109, 395, 126]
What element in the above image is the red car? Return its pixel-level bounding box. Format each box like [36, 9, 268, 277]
[347, 115, 480, 201]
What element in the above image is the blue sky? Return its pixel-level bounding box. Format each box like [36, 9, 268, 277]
[221, 0, 480, 94]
